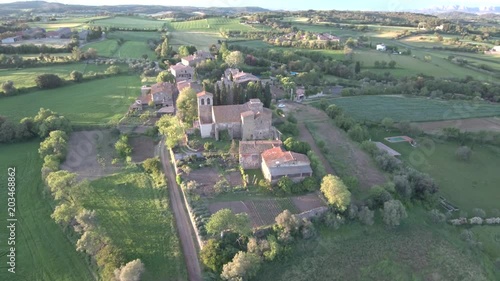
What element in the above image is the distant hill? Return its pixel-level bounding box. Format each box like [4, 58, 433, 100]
[416, 5, 500, 15]
[0, 1, 269, 16]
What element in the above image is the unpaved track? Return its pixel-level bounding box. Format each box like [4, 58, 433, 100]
[160, 139, 202, 281]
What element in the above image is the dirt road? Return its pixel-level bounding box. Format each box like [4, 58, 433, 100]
[160, 139, 202, 281]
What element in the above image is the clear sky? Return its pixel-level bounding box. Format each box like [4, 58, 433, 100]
[1, 0, 499, 11]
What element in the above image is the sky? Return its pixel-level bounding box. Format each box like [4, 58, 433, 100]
[1, 0, 500, 11]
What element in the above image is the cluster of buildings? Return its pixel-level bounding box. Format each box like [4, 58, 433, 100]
[271, 32, 340, 44]
[132, 51, 313, 183]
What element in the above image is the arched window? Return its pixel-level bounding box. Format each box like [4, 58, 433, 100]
[207, 98, 211, 105]
[201, 98, 205, 105]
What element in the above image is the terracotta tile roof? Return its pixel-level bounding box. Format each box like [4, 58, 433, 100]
[240, 110, 254, 118]
[212, 104, 248, 123]
[169, 63, 193, 72]
[177, 80, 202, 93]
[262, 147, 310, 167]
[197, 91, 213, 97]
[239, 140, 282, 155]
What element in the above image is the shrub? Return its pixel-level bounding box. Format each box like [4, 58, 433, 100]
[105, 65, 121, 75]
[70, 70, 83, 82]
[428, 209, 446, 224]
[358, 206, 374, 226]
[360, 141, 378, 156]
[347, 124, 370, 142]
[35, 74, 63, 89]
[455, 146, 472, 161]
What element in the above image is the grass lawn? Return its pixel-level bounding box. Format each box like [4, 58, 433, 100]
[166, 17, 254, 32]
[91, 16, 164, 29]
[0, 75, 140, 125]
[82, 39, 119, 57]
[83, 31, 159, 58]
[312, 96, 500, 122]
[84, 169, 187, 280]
[369, 128, 500, 214]
[0, 63, 116, 88]
[169, 32, 222, 51]
[255, 207, 497, 281]
[0, 142, 94, 281]
[28, 16, 109, 30]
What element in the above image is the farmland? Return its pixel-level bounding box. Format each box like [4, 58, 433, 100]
[83, 170, 187, 280]
[165, 17, 255, 32]
[0, 63, 117, 88]
[311, 96, 500, 122]
[256, 208, 496, 281]
[169, 31, 222, 51]
[29, 16, 108, 30]
[91, 16, 165, 29]
[83, 31, 159, 58]
[0, 142, 94, 281]
[0, 75, 139, 125]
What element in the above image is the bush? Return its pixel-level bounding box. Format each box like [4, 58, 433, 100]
[375, 151, 401, 172]
[347, 124, 369, 142]
[428, 209, 446, 224]
[35, 74, 63, 89]
[105, 65, 121, 75]
[360, 141, 378, 156]
[70, 70, 83, 82]
[455, 146, 472, 161]
[358, 206, 374, 226]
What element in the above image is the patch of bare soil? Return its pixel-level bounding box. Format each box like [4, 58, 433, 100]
[415, 117, 500, 133]
[186, 167, 220, 196]
[61, 130, 122, 181]
[129, 136, 156, 162]
[292, 192, 327, 213]
[208, 201, 250, 216]
[287, 102, 386, 188]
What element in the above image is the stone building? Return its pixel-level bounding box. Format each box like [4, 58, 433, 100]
[196, 92, 276, 141]
[181, 50, 214, 66]
[239, 140, 282, 169]
[261, 147, 313, 183]
[169, 63, 194, 81]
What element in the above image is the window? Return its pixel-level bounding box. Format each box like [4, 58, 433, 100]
[207, 98, 211, 105]
[201, 98, 204, 105]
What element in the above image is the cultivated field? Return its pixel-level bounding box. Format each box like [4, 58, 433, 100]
[256, 208, 496, 281]
[312, 96, 500, 122]
[165, 17, 255, 32]
[29, 16, 109, 30]
[0, 142, 94, 281]
[0, 75, 140, 125]
[169, 32, 222, 51]
[84, 170, 187, 280]
[0, 63, 117, 88]
[91, 16, 165, 29]
[129, 135, 156, 162]
[416, 117, 500, 133]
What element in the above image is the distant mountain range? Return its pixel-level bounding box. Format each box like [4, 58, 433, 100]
[0, 1, 269, 16]
[416, 5, 500, 15]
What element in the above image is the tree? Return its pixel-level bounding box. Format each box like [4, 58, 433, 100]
[45, 170, 78, 201]
[381, 117, 394, 131]
[277, 176, 294, 193]
[383, 200, 407, 227]
[274, 209, 301, 242]
[160, 37, 169, 58]
[320, 174, 351, 212]
[113, 259, 145, 281]
[39, 130, 68, 160]
[1, 80, 16, 95]
[358, 206, 374, 225]
[83, 48, 98, 59]
[388, 60, 396, 68]
[224, 51, 244, 68]
[35, 74, 63, 89]
[455, 146, 472, 161]
[206, 209, 251, 236]
[177, 45, 191, 57]
[156, 115, 185, 148]
[220, 251, 261, 281]
[70, 71, 83, 82]
[347, 124, 369, 142]
[71, 46, 82, 61]
[325, 104, 343, 119]
[105, 65, 121, 75]
[200, 239, 233, 273]
[176, 87, 198, 125]
[354, 61, 361, 74]
[156, 71, 175, 83]
[115, 135, 132, 158]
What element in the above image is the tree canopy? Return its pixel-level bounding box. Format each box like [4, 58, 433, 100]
[320, 174, 351, 212]
[176, 87, 198, 125]
[206, 209, 251, 236]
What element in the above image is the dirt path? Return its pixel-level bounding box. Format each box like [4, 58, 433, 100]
[297, 122, 336, 175]
[160, 139, 202, 281]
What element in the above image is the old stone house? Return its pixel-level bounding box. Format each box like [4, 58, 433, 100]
[239, 140, 282, 169]
[261, 147, 312, 183]
[169, 63, 194, 81]
[181, 50, 214, 66]
[196, 92, 276, 141]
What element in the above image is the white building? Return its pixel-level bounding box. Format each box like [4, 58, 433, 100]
[376, 44, 386, 51]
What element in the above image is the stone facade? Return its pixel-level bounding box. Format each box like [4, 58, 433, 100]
[169, 63, 194, 81]
[261, 147, 312, 183]
[239, 140, 282, 169]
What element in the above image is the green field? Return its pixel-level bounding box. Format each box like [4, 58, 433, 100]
[91, 16, 165, 29]
[29, 16, 108, 31]
[370, 128, 500, 214]
[313, 96, 500, 122]
[84, 170, 187, 280]
[83, 31, 159, 58]
[169, 31, 222, 51]
[0, 142, 94, 281]
[0, 63, 116, 88]
[165, 17, 254, 32]
[256, 208, 497, 281]
[0, 75, 139, 125]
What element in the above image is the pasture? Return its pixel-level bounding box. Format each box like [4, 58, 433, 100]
[29, 16, 108, 30]
[0, 142, 94, 281]
[84, 170, 187, 280]
[83, 31, 159, 58]
[312, 96, 500, 122]
[91, 16, 165, 29]
[0, 75, 140, 125]
[169, 31, 221, 51]
[255, 208, 497, 281]
[0, 63, 115, 88]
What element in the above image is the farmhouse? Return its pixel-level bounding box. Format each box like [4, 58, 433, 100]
[239, 140, 282, 169]
[181, 50, 214, 66]
[177, 80, 202, 94]
[261, 147, 312, 183]
[1, 36, 22, 44]
[196, 93, 276, 141]
[376, 44, 386, 51]
[169, 63, 194, 81]
[151, 82, 176, 107]
[221, 68, 260, 86]
[46, 27, 72, 39]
